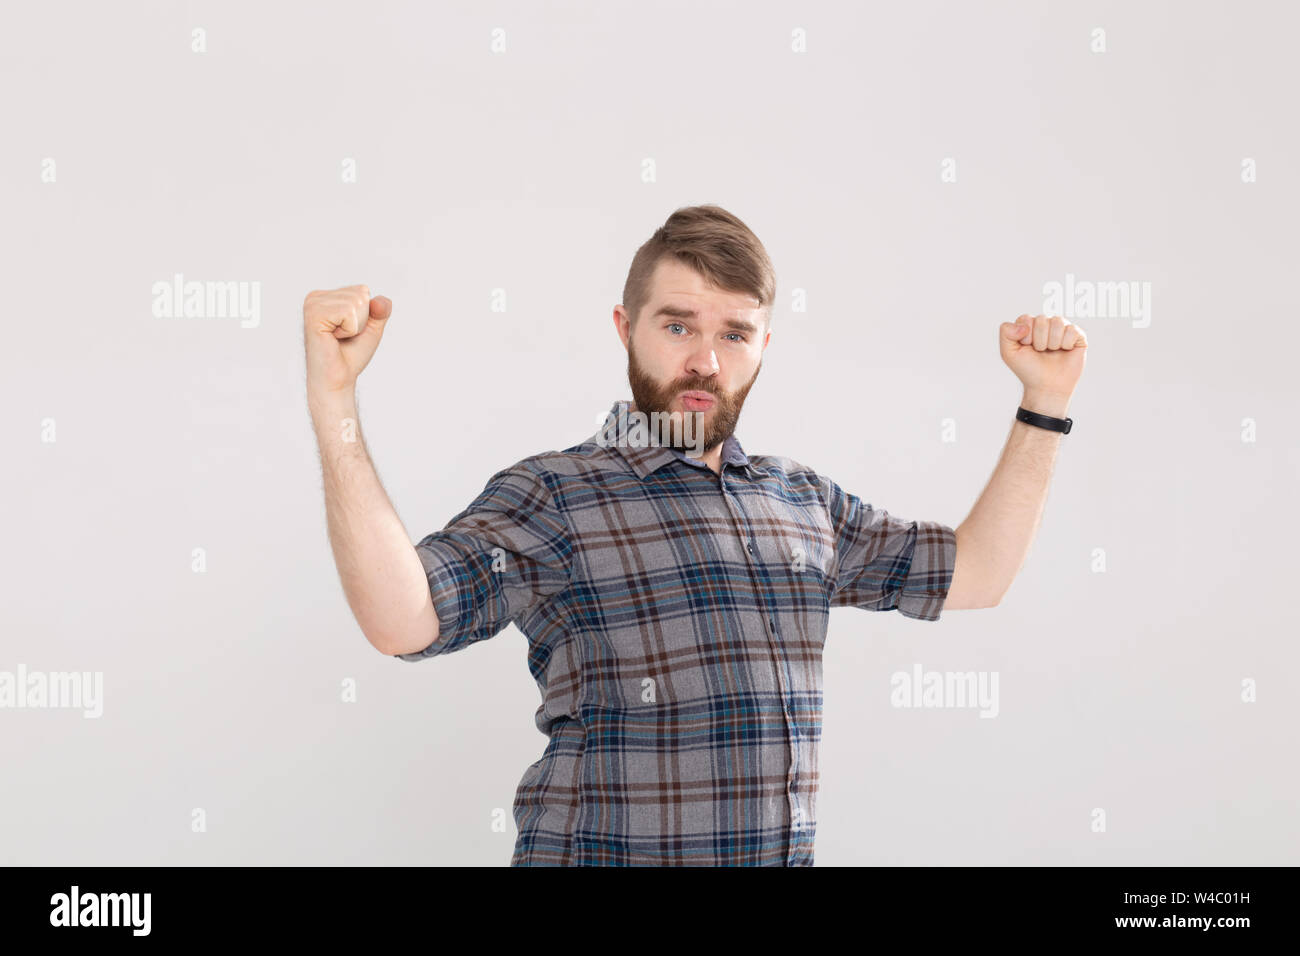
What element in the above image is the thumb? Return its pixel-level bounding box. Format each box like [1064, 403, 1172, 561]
[999, 321, 1028, 361]
[1003, 319, 1034, 348]
[361, 295, 392, 339]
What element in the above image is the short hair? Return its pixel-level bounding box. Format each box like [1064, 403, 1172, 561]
[622, 204, 776, 331]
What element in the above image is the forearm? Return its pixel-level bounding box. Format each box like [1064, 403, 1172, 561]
[952, 388, 1070, 606]
[309, 388, 438, 655]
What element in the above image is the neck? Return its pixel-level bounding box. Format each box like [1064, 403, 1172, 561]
[625, 400, 724, 473]
[697, 445, 723, 475]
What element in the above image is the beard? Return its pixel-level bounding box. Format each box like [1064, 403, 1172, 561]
[626, 343, 761, 454]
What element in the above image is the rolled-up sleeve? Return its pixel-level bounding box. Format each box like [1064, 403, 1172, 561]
[395, 463, 574, 661]
[819, 475, 956, 621]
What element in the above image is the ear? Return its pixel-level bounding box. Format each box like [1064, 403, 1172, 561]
[613, 306, 632, 350]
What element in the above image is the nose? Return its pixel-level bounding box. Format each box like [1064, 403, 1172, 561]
[686, 342, 719, 381]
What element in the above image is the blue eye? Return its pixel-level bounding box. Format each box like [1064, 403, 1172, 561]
[665, 324, 744, 343]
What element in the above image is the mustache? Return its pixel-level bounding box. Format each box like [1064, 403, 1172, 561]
[669, 380, 721, 396]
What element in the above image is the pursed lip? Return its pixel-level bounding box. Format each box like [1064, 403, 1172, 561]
[679, 390, 716, 403]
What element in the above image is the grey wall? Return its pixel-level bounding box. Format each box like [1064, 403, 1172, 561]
[1, 0, 1296, 865]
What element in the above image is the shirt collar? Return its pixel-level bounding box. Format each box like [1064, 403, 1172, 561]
[589, 399, 753, 480]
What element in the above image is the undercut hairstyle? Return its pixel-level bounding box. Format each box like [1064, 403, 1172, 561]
[622, 204, 777, 331]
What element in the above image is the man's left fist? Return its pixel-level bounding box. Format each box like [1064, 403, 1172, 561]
[999, 313, 1087, 398]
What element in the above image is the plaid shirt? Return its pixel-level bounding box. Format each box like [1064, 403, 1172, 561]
[397, 399, 957, 865]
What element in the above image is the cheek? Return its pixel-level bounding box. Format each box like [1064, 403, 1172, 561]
[642, 350, 680, 380]
[721, 360, 756, 388]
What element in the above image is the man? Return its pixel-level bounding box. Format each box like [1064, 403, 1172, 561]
[304, 204, 1087, 866]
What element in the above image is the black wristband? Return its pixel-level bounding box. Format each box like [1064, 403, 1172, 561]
[1016, 406, 1072, 434]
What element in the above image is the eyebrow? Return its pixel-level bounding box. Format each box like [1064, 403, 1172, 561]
[652, 304, 761, 334]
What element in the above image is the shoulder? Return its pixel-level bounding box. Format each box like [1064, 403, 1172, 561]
[743, 452, 831, 493]
[479, 441, 629, 506]
[505, 439, 627, 481]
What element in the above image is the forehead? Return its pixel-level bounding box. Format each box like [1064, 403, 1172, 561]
[647, 258, 763, 323]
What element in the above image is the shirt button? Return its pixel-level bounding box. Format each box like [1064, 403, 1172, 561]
[746, 541, 754, 553]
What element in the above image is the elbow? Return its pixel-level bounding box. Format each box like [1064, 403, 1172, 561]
[367, 628, 434, 658]
[944, 589, 1002, 611]
[365, 598, 442, 657]
[366, 631, 403, 657]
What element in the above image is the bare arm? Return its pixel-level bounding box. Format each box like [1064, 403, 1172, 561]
[310, 388, 438, 656]
[304, 285, 437, 656]
[945, 388, 1069, 609]
[945, 314, 1087, 610]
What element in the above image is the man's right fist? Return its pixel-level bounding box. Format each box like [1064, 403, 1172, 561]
[303, 285, 393, 396]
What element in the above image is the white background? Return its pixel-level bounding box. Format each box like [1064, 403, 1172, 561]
[2, 0, 1296, 865]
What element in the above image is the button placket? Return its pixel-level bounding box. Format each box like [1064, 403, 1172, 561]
[720, 471, 801, 864]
